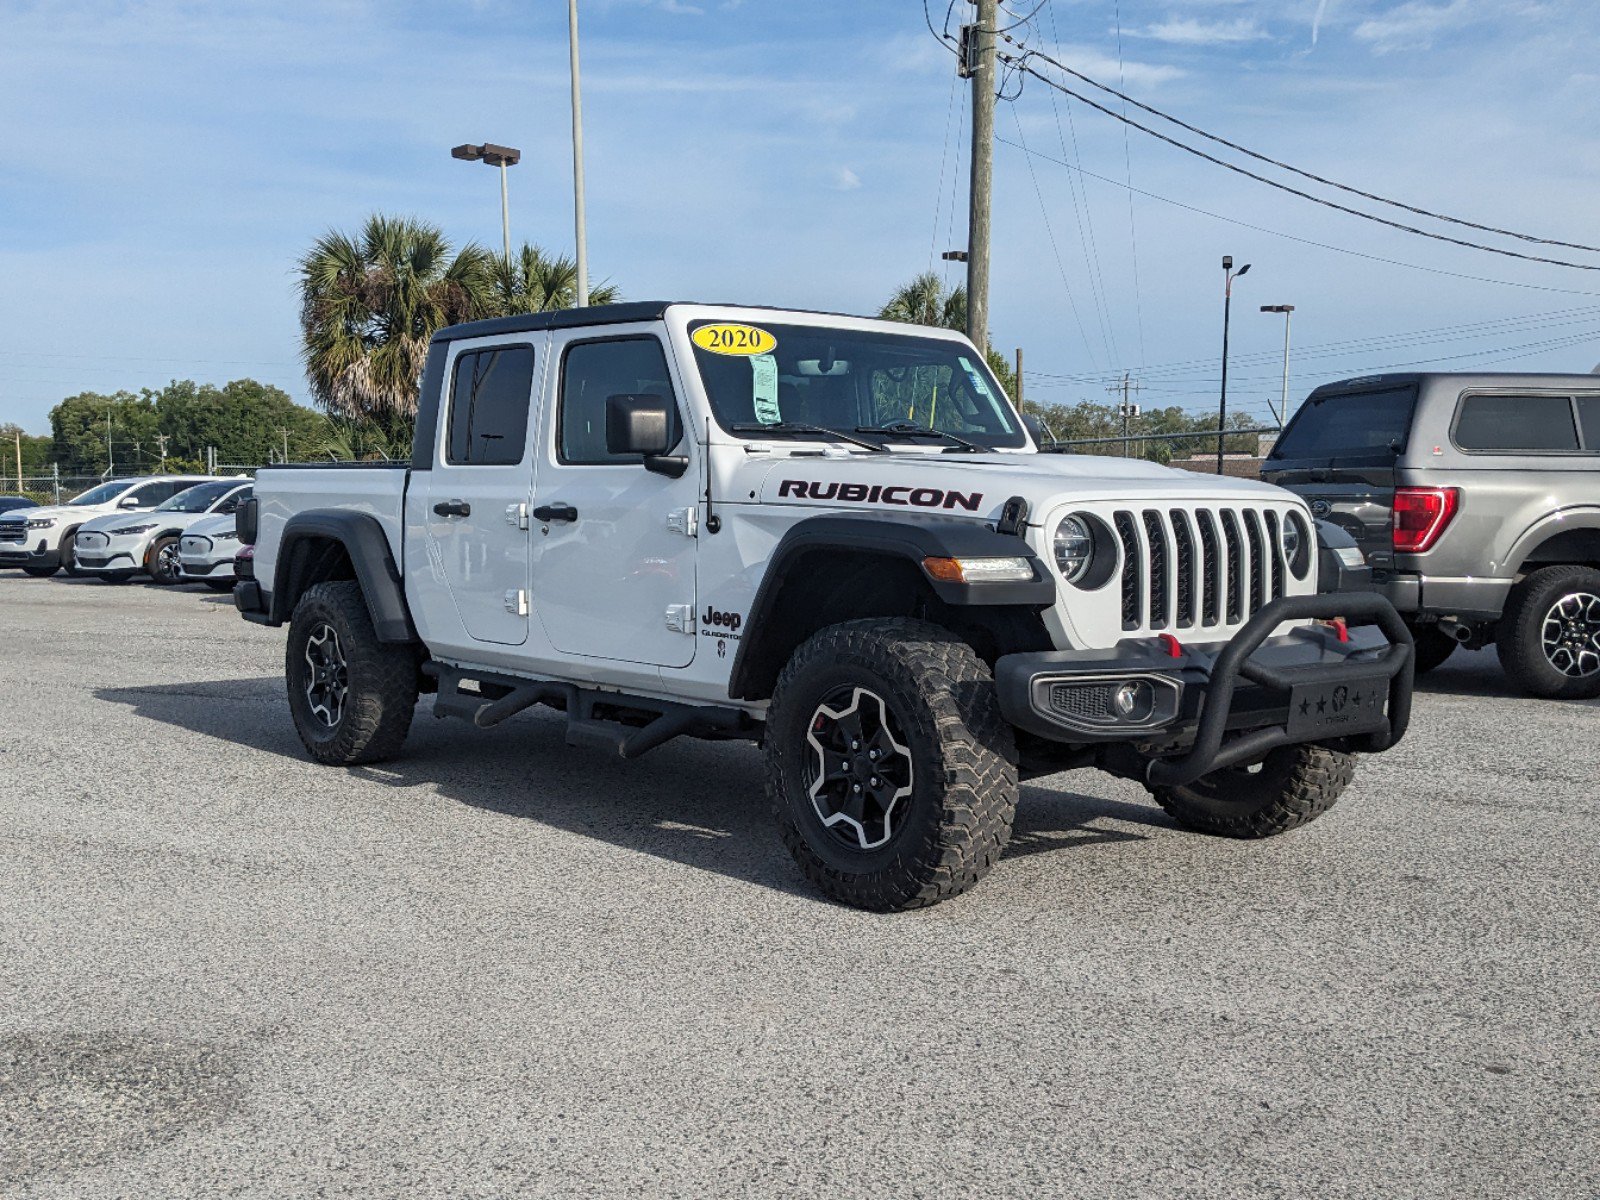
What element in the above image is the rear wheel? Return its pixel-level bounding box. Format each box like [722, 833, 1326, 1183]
[146, 536, 183, 584]
[765, 618, 1018, 911]
[1498, 565, 1600, 699]
[1406, 620, 1457, 676]
[286, 581, 418, 765]
[22, 563, 57, 578]
[1147, 744, 1356, 839]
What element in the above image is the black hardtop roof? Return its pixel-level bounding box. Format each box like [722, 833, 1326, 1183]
[1308, 370, 1600, 397]
[431, 300, 891, 345]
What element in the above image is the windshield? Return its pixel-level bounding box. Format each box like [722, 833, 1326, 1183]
[158, 481, 239, 513]
[1270, 385, 1418, 464]
[68, 481, 130, 506]
[689, 321, 1025, 449]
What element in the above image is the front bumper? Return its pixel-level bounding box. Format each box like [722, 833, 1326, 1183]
[0, 537, 56, 569]
[180, 559, 233, 579]
[74, 552, 140, 574]
[996, 593, 1414, 787]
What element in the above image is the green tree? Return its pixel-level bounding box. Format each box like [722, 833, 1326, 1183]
[0, 424, 54, 479]
[154, 378, 323, 464]
[877, 272, 1017, 401]
[493, 245, 620, 315]
[49, 391, 161, 474]
[298, 214, 496, 430]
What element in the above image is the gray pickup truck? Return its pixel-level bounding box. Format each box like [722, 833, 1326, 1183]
[1264, 372, 1600, 698]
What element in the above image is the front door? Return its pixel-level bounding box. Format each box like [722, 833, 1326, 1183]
[420, 337, 540, 646]
[528, 328, 699, 668]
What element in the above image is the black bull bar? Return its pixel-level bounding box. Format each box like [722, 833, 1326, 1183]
[1144, 592, 1414, 788]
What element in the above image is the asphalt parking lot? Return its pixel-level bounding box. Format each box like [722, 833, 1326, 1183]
[1, 571, 1595, 1198]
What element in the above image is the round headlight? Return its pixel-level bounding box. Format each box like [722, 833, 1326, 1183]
[1285, 512, 1312, 579]
[1052, 515, 1094, 583]
[1281, 516, 1301, 564]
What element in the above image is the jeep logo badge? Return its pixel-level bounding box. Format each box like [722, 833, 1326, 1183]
[1310, 499, 1332, 519]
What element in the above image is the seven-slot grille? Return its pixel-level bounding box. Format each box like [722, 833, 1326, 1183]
[0, 521, 24, 544]
[1114, 506, 1291, 633]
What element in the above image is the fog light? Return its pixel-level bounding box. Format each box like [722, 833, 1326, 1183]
[1113, 680, 1154, 721]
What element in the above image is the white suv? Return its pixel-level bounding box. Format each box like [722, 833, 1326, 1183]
[178, 511, 246, 590]
[0, 476, 224, 577]
[73, 479, 250, 584]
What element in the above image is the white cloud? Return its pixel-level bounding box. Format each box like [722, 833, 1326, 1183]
[832, 167, 862, 191]
[1127, 17, 1269, 46]
[657, 0, 705, 13]
[1312, 0, 1333, 45]
[1352, 0, 1476, 52]
[1048, 46, 1186, 89]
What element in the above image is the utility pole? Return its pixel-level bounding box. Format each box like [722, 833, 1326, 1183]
[155, 433, 169, 471]
[964, 0, 997, 352]
[1014, 347, 1023, 406]
[1260, 304, 1295, 429]
[106, 406, 114, 478]
[13, 430, 21, 493]
[280, 427, 290, 464]
[568, 0, 590, 307]
[1107, 373, 1143, 457]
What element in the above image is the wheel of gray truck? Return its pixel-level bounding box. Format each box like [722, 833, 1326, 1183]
[146, 536, 183, 585]
[1407, 620, 1457, 676]
[1498, 565, 1600, 700]
[764, 618, 1018, 911]
[59, 530, 84, 577]
[1147, 745, 1356, 839]
[286, 581, 418, 765]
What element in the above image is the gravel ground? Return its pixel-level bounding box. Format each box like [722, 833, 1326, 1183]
[1, 571, 1595, 1199]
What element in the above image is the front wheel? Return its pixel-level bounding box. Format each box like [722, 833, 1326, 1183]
[1147, 744, 1356, 839]
[22, 563, 57, 578]
[59, 530, 84, 577]
[1497, 565, 1600, 700]
[764, 618, 1018, 911]
[146, 536, 183, 584]
[286, 581, 418, 765]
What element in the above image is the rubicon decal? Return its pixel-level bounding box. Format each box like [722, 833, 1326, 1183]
[777, 480, 983, 512]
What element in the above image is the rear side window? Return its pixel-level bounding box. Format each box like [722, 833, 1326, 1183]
[447, 346, 536, 465]
[1576, 396, 1600, 451]
[559, 338, 682, 464]
[1454, 394, 1579, 452]
[1271, 386, 1417, 463]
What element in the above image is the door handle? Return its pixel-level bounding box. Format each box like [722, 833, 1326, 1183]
[532, 502, 579, 523]
[433, 499, 471, 518]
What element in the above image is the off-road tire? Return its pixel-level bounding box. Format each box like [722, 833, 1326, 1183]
[1498, 564, 1600, 700]
[1407, 620, 1456, 676]
[205, 579, 235, 592]
[22, 563, 57, 578]
[765, 618, 1018, 911]
[1148, 744, 1356, 839]
[59, 530, 84, 577]
[286, 581, 418, 765]
[146, 536, 183, 585]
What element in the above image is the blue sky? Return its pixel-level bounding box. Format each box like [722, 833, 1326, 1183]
[4, 0, 1600, 433]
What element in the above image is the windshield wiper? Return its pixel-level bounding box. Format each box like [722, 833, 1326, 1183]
[729, 422, 887, 453]
[856, 421, 984, 453]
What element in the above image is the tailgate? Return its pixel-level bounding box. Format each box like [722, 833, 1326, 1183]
[1263, 383, 1419, 570]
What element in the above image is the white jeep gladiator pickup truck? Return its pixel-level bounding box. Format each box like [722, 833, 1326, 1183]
[236, 302, 1414, 910]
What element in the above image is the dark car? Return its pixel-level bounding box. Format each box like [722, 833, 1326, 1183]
[1264, 372, 1600, 698]
[0, 496, 36, 515]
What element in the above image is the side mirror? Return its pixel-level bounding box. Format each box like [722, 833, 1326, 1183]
[119, 497, 142, 509]
[606, 394, 687, 477]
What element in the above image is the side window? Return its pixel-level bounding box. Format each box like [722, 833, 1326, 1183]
[1455, 394, 1578, 452]
[215, 488, 248, 515]
[446, 345, 536, 465]
[1577, 396, 1600, 451]
[560, 338, 682, 464]
[124, 482, 175, 508]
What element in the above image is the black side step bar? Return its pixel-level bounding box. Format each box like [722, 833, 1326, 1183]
[422, 662, 752, 759]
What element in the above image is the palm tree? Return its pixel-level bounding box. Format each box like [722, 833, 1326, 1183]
[879, 271, 965, 331]
[299, 214, 495, 425]
[493, 245, 621, 314]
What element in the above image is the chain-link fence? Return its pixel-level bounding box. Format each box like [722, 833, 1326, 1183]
[6, 465, 264, 507]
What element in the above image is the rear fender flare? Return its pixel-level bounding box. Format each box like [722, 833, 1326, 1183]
[274, 510, 416, 643]
[1504, 506, 1600, 575]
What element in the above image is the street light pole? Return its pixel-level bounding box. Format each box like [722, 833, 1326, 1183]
[451, 143, 522, 265]
[1260, 304, 1295, 429]
[568, 0, 590, 307]
[1217, 255, 1250, 474]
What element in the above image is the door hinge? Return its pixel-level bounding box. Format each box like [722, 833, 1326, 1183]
[504, 588, 528, 616]
[664, 603, 695, 633]
[506, 502, 529, 530]
[667, 507, 698, 538]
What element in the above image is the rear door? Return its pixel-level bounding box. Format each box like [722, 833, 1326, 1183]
[1263, 383, 1419, 570]
[417, 336, 541, 647]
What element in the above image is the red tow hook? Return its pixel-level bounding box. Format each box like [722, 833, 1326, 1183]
[1332, 617, 1350, 644]
[1158, 633, 1183, 658]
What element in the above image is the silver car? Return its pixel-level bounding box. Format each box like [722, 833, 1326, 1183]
[178, 511, 245, 590]
[72, 480, 251, 585]
[1264, 371, 1600, 698]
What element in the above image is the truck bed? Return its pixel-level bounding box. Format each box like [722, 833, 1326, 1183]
[253, 462, 410, 588]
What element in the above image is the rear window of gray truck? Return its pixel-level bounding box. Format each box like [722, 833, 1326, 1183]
[1270, 385, 1418, 465]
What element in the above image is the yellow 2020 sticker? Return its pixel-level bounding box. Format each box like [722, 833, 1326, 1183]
[692, 323, 777, 356]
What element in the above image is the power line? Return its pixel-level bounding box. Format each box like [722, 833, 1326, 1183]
[997, 31, 1600, 256]
[993, 134, 1600, 297]
[996, 46, 1600, 271]
[1106, 1, 1147, 366]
